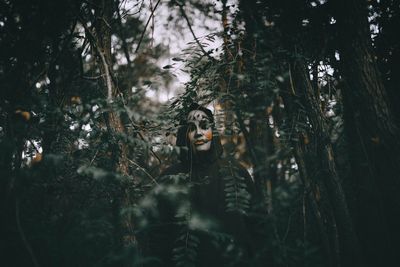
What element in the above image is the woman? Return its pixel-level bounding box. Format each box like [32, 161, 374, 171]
[138, 103, 257, 267]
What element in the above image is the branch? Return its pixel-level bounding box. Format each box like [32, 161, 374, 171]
[82, 75, 103, 80]
[128, 159, 158, 185]
[177, 3, 215, 62]
[135, 0, 162, 53]
[16, 199, 40, 267]
[80, 19, 114, 102]
[115, 0, 132, 65]
[97, 46, 114, 101]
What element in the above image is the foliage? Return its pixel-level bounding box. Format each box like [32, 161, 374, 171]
[221, 161, 251, 214]
[1, 0, 400, 267]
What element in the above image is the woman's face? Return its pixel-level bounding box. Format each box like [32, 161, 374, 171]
[187, 110, 213, 152]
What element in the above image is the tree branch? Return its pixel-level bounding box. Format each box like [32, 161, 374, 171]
[135, 0, 161, 53]
[128, 159, 158, 185]
[16, 199, 40, 267]
[80, 19, 114, 102]
[115, 0, 132, 65]
[177, 3, 215, 62]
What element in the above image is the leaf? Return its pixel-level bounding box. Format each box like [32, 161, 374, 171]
[163, 64, 174, 69]
[143, 80, 152, 85]
[172, 57, 184, 62]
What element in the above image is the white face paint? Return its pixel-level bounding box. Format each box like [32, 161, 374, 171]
[187, 110, 213, 152]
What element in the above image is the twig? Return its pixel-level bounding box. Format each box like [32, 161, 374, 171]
[289, 64, 297, 96]
[283, 210, 294, 241]
[82, 75, 103, 80]
[89, 148, 100, 165]
[134, 0, 162, 53]
[16, 199, 40, 267]
[150, 0, 155, 48]
[115, 0, 132, 65]
[119, 0, 144, 18]
[177, 3, 215, 62]
[101, 16, 112, 29]
[128, 159, 158, 185]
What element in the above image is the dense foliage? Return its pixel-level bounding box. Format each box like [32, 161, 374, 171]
[1, 0, 399, 266]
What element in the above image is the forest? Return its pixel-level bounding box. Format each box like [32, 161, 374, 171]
[1, 0, 400, 266]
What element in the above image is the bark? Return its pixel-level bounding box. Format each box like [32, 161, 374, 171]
[282, 60, 362, 267]
[293, 141, 335, 267]
[331, 0, 400, 265]
[332, 0, 400, 153]
[93, 0, 129, 176]
[91, 0, 133, 245]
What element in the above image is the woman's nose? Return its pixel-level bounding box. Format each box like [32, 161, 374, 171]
[194, 127, 202, 137]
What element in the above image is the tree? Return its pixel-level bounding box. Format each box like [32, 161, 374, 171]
[2, 0, 400, 266]
[330, 0, 400, 265]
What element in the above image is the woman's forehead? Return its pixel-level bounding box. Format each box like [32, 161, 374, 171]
[187, 110, 209, 122]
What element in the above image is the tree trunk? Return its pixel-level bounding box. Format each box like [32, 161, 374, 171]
[93, 0, 129, 176]
[332, 0, 400, 265]
[282, 59, 362, 267]
[92, 0, 133, 245]
[332, 0, 400, 152]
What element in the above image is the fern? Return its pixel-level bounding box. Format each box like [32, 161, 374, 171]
[221, 161, 251, 214]
[173, 229, 199, 267]
[173, 199, 199, 267]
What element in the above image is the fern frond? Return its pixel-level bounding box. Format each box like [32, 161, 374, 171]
[221, 161, 251, 214]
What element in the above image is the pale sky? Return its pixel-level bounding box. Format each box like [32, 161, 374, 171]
[124, 0, 236, 103]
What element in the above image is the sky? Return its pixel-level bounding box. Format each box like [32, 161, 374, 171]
[124, 0, 233, 103]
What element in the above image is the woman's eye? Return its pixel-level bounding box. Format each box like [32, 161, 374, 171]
[199, 121, 210, 130]
[188, 123, 196, 132]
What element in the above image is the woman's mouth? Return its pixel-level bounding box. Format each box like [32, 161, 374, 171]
[194, 140, 206, 145]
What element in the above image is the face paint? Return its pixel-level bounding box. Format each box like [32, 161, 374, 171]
[187, 110, 213, 152]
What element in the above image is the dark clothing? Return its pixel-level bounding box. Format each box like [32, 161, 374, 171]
[139, 156, 257, 267]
